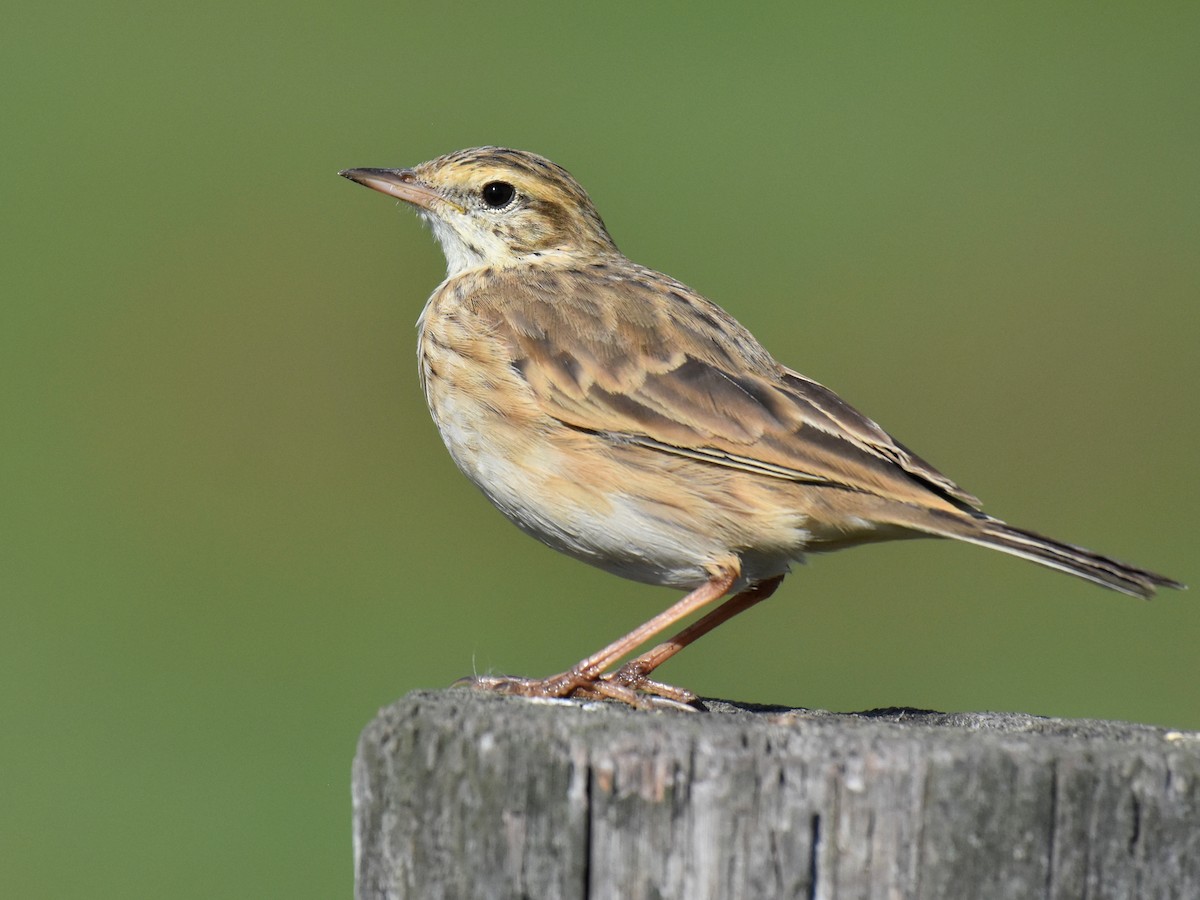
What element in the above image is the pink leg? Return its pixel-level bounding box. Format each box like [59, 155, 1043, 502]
[604, 575, 785, 703]
[465, 566, 740, 708]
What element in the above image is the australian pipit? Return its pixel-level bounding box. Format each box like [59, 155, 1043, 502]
[340, 147, 1183, 710]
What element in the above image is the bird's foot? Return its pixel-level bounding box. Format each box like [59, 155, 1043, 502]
[458, 665, 699, 712]
[599, 661, 700, 707]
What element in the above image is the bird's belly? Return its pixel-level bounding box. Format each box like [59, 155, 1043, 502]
[426, 385, 807, 589]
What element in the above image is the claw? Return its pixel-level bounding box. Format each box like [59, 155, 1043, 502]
[457, 671, 700, 711]
[601, 664, 699, 705]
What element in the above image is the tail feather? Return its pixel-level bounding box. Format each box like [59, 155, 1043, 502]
[948, 518, 1185, 599]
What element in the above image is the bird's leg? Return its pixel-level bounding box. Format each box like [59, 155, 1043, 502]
[465, 566, 739, 709]
[602, 575, 785, 704]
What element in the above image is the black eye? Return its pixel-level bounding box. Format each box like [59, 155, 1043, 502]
[481, 181, 515, 209]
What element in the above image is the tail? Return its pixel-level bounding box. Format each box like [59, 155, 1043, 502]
[938, 515, 1185, 599]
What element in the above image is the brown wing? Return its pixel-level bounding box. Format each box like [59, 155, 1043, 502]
[474, 262, 981, 511]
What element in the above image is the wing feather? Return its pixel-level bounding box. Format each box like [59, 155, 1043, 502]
[476, 263, 980, 511]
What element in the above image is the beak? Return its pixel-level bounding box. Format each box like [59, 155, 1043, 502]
[338, 168, 465, 213]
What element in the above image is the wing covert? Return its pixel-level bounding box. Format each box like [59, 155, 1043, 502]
[476, 264, 980, 510]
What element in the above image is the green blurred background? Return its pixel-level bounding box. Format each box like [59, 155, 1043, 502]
[3, 3, 1197, 896]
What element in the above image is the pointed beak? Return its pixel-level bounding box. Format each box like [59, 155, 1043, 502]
[338, 168, 465, 213]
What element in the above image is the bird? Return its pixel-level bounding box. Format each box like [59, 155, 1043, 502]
[339, 147, 1183, 710]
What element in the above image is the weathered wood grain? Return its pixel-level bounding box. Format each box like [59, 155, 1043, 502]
[353, 690, 1200, 899]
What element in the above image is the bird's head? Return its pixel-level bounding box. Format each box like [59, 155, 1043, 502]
[341, 147, 619, 276]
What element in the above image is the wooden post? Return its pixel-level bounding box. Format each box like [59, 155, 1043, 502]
[353, 690, 1200, 899]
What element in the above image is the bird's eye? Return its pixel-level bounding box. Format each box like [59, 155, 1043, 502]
[481, 181, 516, 209]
